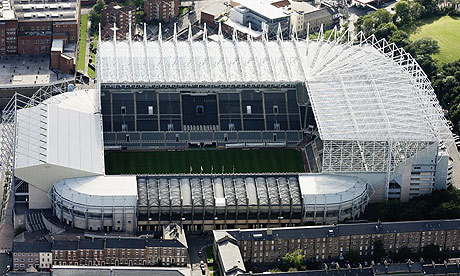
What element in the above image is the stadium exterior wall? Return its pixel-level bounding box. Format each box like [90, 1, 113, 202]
[49, 174, 372, 232]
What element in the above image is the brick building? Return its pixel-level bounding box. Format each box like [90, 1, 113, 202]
[144, 0, 178, 23]
[12, 225, 189, 271]
[214, 220, 460, 275]
[0, 0, 79, 72]
[12, 242, 52, 271]
[101, 2, 136, 39]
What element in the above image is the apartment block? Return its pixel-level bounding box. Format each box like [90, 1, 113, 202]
[144, 0, 178, 23]
[101, 2, 136, 39]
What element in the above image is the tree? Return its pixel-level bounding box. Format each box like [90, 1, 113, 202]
[373, 240, 386, 261]
[283, 250, 305, 270]
[394, 1, 411, 25]
[406, 37, 440, 57]
[133, 0, 143, 9]
[89, 9, 101, 34]
[394, 0, 424, 25]
[405, 38, 440, 79]
[389, 30, 410, 48]
[422, 244, 441, 260]
[356, 9, 393, 37]
[414, 0, 438, 16]
[136, 11, 145, 24]
[395, 247, 412, 261]
[409, 2, 425, 21]
[89, 0, 106, 35]
[93, 0, 106, 13]
[374, 22, 398, 40]
[346, 250, 360, 263]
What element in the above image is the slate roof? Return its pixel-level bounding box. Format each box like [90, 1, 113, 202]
[12, 242, 52, 253]
[222, 219, 460, 241]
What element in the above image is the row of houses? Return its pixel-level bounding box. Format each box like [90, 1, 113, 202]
[12, 224, 189, 271]
[213, 220, 460, 276]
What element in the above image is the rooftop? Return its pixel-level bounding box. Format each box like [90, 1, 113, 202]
[233, 0, 290, 20]
[98, 35, 450, 145]
[290, 1, 319, 13]
[51, 266, 191, 276]
[53, 176, 138, 208]
[12, 241, 52, 253]
[0, 55, 72, 87]
[298, 174, 369, 204]
[201, 2, 229, 17]
[216, 219, 460, 241]
[51, 237, 187, 251]
[12, 0, 78, 21]
[214, 234, 246, 275]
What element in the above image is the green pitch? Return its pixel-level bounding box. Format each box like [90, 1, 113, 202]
[409, 16, 460, 63]
[105, 149, 305, 175]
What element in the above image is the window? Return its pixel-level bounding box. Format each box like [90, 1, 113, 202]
[167, 123, 174, 131]
[121, 106, 126, 115]
[175, 134, 179, 142]
[274, 122, 280, 131]
[228, 123, 235, 131]
[224, 133, 228, 142]
[273, 133, 277, 142]
[122, 123, 128, 132]
[196, 105, 204, 115]
[246, 105, 252, 114]
[126, 134, 130, 142]
[273, 105, 278, 114]
[148, 105, 154, 115]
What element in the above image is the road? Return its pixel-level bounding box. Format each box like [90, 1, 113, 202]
[0, 179, 13, 276]
[186, 234, 213, 276]
[0, 253, 11, 276]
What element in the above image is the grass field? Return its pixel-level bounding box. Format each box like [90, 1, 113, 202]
[408, 16, 460, 63]
[105, 149, 305, 175]
[88, 35, 97, 79]
[76, 14, 88, 72]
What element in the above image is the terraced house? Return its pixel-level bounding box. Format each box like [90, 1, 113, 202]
[213, 219, 460, 275]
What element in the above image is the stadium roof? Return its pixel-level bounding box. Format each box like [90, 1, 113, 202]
[14, 89, 104, 194]
[53, 176, 137, 207]
[298, 174, 369, 205]
[97, 30, 451, 145]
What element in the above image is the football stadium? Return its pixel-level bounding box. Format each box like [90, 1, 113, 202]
[1, 25, 455, 232]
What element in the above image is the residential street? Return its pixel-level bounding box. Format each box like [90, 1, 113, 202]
[187, 234, 213, 276]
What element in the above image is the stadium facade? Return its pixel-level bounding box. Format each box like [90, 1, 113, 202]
[1, 24, 455, 232]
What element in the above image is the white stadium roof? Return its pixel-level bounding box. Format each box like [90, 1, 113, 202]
[97, 31, 452, 145]
[14, 89, 104, 196]
[298, 174, 369, 205]
[53, 175, 138, 208]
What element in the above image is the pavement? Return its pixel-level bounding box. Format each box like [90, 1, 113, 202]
[186, 234, 213, 276]
[0, 177, 13, 276]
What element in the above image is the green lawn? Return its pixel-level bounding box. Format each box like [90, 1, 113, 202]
[77, 14, 88, 72]
[206, 246, 214, 264]
[88, 35, 97, 78]
[408, 16, 460, 63]
[105, 149, 305, 175]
